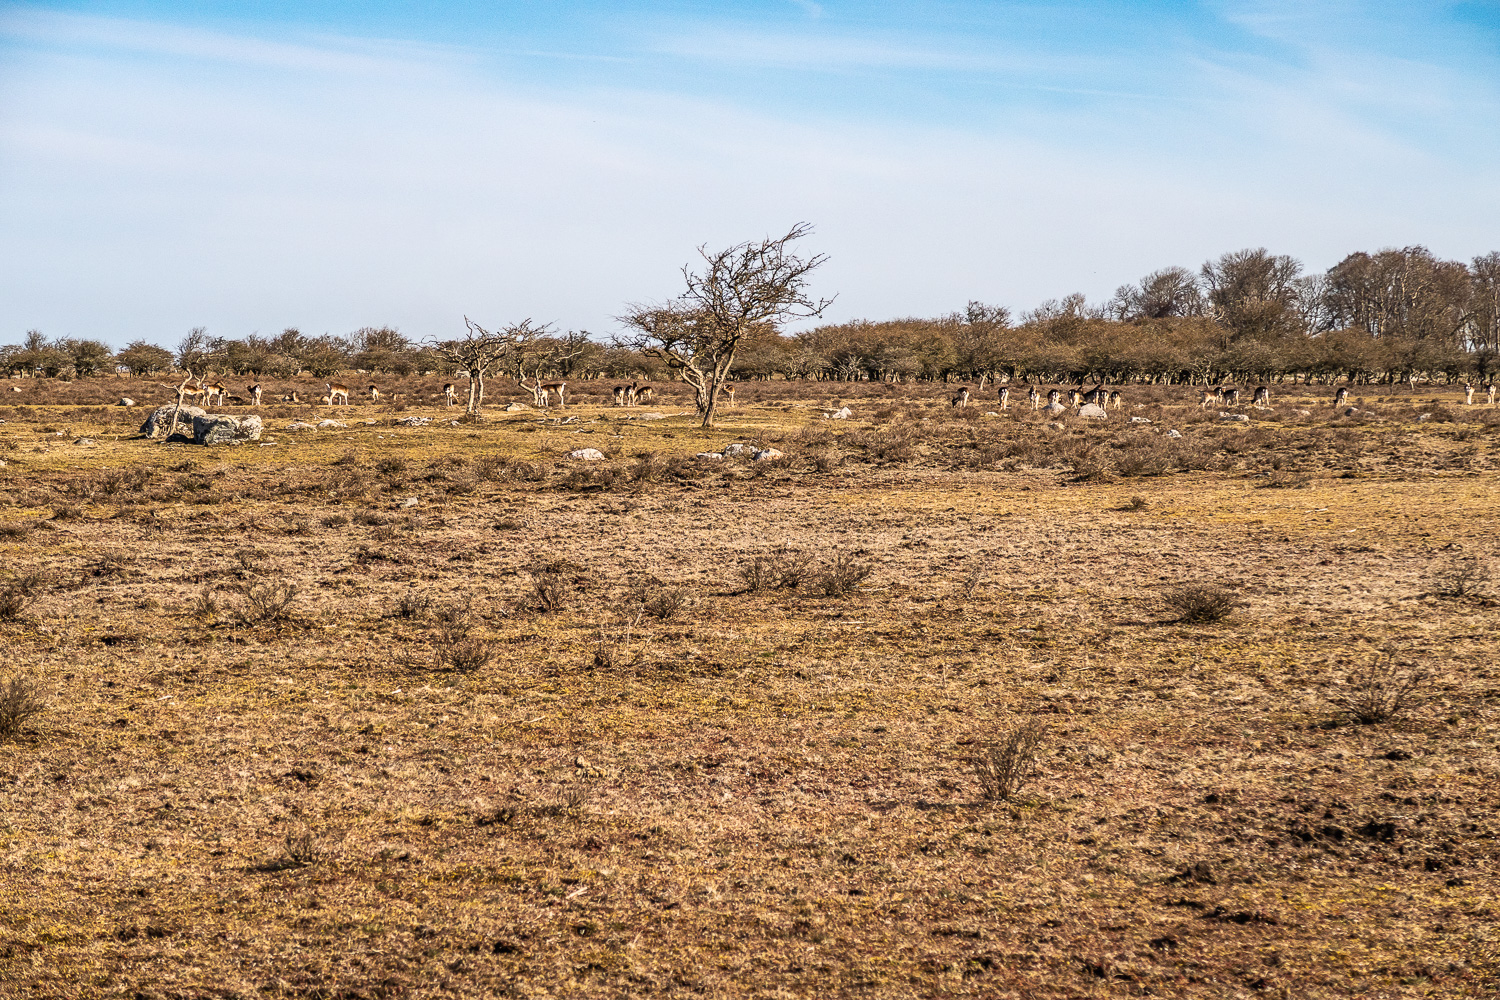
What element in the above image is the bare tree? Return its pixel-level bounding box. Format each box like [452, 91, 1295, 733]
[509, 330, 592, 407]
[618, 223, 833, 428]
[427, 318, 543, 416]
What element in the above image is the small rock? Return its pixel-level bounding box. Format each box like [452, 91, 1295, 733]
[1344, 407, 1360, 417]
[723, 443, 748, 456]
[1079, 403, 1108, 419]
[638, 412, 665, 420]
[1219, 412, 1250, 422]
[363, 419, 378, 425]
[1296, 409, 1312, 417]
[397, 416, 431, 427]
[1044, 402, 1067, 416]
[1417, 413, 1432, 422]
[316, 419, 347, 430]
[504, 403, 530, 412]
[1130, 416, 1152, 424]
[695, 452, 724, 460]
[824, 406, 853, 419]
[286, 421, 316, 432]
[752, 448, 784, 461]
[1166, 429, 1182, 439]
[1045, 421, 1065, 431]
[258, 442, 277, 447]
[569, 448, 606, 461]
[117, 398, 136, 407]
[449, 420, 460, 426]
[74, 438, 96, 446]
[399, 498, 420, 508]
[983, 411, 999, 416]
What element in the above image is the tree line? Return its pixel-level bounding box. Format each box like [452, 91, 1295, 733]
[5, 243, 1498, 390]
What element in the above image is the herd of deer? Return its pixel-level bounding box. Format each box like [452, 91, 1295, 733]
[165, 377, 1500, 412]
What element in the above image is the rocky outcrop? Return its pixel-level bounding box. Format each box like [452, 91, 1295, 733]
[192, 414, 263, 445]
[140, 404, 207, 438]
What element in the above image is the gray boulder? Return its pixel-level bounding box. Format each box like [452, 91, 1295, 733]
[1219, 412, 1250, 422]
[193, 414, 263, 445]
[1044, 402, 1067, 416]
[141, 404, 207, 438]
[824, 406, 853, 419]
[1078, 403, 1108, 419]
[117, 398, 136, 407]
[752, 448, 784, 461]
[316, 419, 347, 430]
[569, 448, 606, 461]
[723, 443, 748, 456]
[1166, 429, 1183, 439]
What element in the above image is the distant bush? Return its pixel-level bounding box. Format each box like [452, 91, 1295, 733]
[973, 720, 1046, 801]
[0, 674, 46, 740]
[809, 554, 873, 597]
[0, 572, 46, 619]
[1323, 650, 1429, 725]
[1161, 583, 1239, 624]
[1430, 551, 1490, 598]
[739, 548, 812, 593]
[232, 582, 298, 625]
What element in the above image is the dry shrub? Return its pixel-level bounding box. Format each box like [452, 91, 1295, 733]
[1161, 583, 1239, 624]
[433, 598, 472, 642]
[1430, 551, 1490, 598]
[1112, 436, 1176, 477]
[631, 578, 689, 620]
[973, 720, 1046, 801]
[809, 553, 873, 597]
[0, 522, 34, 540]
[392, 590, 432, 620]
[0, 572, 45, 619]
[232, 582, 298, 625]
[191, 587, 219, 620]
[0, 674, 46, 740]
[442, 638, 495, 674]
[529, 571, 570, 612]
[739, 548, 812, 593]
[593, 610, 645, 671]
[1323, 650, 1429, 725]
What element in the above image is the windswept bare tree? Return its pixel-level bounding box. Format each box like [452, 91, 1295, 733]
[618, 223, 833, 428]
[427, 318, 544, 416]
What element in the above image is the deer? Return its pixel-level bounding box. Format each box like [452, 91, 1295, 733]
[1107, 390, 1122, 409]
[368, 385, 381, 402]
[202, 381, 228, 406]
[1465, 383, 1475, 405]
[1335, 386, 1350, 407]
[1252, 385, 1270, 406]
[720, 384, 736, 407]
[635, 386, 654, 406]
[1489, 382, 1498, 406]
[1046, 389, 1062, 408]
[1200, 389, 1217, 409]
[280, 391, 301, 404]
[1079, 382, 1107, 407]
[1218, 386, 1240, 405]
[325, 382, 349, 406]
[247, 383, 262, 407]
[539, 382, 567, 407]
[443, 383, 457, 407]
[997, 385, 1010, 410]
[951, 387, 970, 408]
[1027, 386, 1041, 411]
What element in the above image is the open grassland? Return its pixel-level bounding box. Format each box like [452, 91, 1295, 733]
[1, 376, 1498, 999]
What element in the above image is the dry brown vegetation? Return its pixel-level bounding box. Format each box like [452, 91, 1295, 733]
[1, 375, 1498, 999]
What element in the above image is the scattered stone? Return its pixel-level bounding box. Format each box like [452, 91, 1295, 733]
[1045, 421, 1065, 431]
[723, 443, 748, 456]
[1044, 402, 1067, 416]
[1167, 429, 1182, 439]
[983, 410, 999, 416]
[504, 403, 530, 412]
[752, 448, 784, 461]
[286, 421, 316, 432]
[315, 419, 347, 430]
[1078, 403, 1108, 419]
[569, 448, 606, 461]
[117, 398, 136, 407]
[696, 452, 724, 460]
[449, 420, 461, 426]
[140, 404, 208, 439]
[1130, 416, 1152, 423]
[824, 406, 853, 419]
[1296, 409, 1312, 417]
[399, 498, 420, 508]
[638, 412, 665, 420]
[73, 437, 96, 446]
[363, 419, 378, 425]
[397, 416, 431, 427]
[193, 414, 263, 445]
[1344, 407, 1360, 417]
[1417, 413, 1432, 422]
[258, 442, 277, 447]
[1219, 412, 1250, 422]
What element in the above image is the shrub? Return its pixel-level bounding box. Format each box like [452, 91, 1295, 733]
[231, 582, 298, 625]
[393, 590, 432, 620]
[1258, 467, 1311, 489]
[191, 587, 219, 620]
[0, 522, 33, 540]
[1323, 650, 1429, 725]
[433, 599, 472, 642]
[0, 572, 45, 619]
[1161, 583, 1239, 624]
[442, 638, 495, 674]
[809, 554, 873, 597]
[640, 584, 689, 621]
[0, 674, 46, 739]
[739, 548, 812, 593]
[530, 571, 570, 612]
[973, 720, 1046, 801]
[1431, 551, 1490, 598]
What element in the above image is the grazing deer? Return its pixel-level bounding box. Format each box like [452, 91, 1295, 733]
[325, 382, 349, 406]
[951, 387, 970, 408]
[1465, 382, 1475, 405]
[1107, 390, 1122, 409]
[203, 381, 227, 406]
[612, 383, 629, 406]
[720, 384, 736, 407]
[1219, 386, 1240, 405]
[1047, 389, 1061, 408]
[1335, 386, 1350, 406]
[443, 383, 457, 407]
[1080, 382, 1107, 407]
[280, 391, 301, 404]
[368, 385, 381, 402]
[248, 383, 262, 407]
[1252, 385, 1270, 406]
[1407, 372, 1420, 391]
[1200, 389, 1217, 409]
[997, 385, 1010, 410]
[539, 382, 567, 407]
[1489, 382, 1497, 406]
[635, 385, 654, 405]
[1027, 386, 1041, 410]
[1067, 388, 1084, 408]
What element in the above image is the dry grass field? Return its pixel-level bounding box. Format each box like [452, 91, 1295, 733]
[1, 375, 1498, 999]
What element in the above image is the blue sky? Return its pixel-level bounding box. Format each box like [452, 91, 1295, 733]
[2, 1, 1498, 346]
